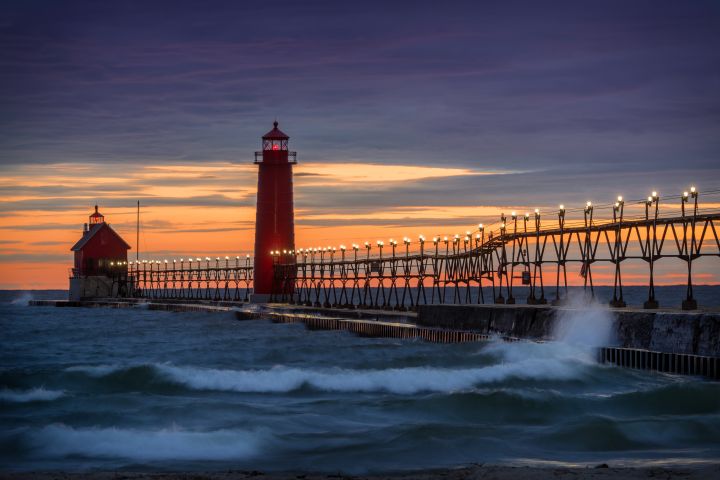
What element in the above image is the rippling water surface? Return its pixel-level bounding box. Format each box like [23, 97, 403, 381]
[1, 291, 719, 473]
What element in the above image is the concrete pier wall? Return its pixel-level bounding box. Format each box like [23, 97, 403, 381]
[29, 298, 719, 379]
[417, 304, 720, 357]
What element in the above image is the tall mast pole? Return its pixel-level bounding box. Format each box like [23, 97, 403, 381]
[136, 200, 140, 261]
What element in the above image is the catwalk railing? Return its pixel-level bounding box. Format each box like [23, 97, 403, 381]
[270, 190, 720, 310]
[118, 189, 719, 309]
[122, 256, 253, 301]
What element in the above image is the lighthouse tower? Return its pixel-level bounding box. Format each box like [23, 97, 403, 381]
[252, 121, 297, 302]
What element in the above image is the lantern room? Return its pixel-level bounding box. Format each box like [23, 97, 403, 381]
[89, 205, 104, 225]
[254, 121, 297, 164]
[263, 121, 288, 151]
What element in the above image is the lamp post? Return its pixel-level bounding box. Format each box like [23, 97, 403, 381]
[553, 205, 566, 305]
[495, 219, 507, 304]
[507, 212, 518, 304]
[644, 192, 660, 309]
[681, 186, 699, 310]
[582, 202, 595, 297]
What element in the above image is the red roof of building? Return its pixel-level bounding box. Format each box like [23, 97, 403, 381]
[262, 121, 289, 140]
[71, 223, 131, 252]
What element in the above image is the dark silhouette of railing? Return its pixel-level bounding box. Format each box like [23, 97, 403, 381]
[124, 256, 253, 301]
[121, 188, 720, 310]
[270, 189, 720, 310]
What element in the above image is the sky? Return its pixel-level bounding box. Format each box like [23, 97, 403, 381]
[1, 0, 719, 289]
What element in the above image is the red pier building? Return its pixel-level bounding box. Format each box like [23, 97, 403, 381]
[69, 205, 131, 300]
[252, 121, 297, 302]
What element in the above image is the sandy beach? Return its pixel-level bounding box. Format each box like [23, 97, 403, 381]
[3, 465, 720, 480]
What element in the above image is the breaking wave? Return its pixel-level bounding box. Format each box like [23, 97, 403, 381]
[65, 351, 595, 395]
[26, 424, 263, 461]
[0, 387, 65, 403]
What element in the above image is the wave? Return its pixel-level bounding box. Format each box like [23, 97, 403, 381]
[65, 352, 594, 395]
[26, 424, 263, 461]
[0, 387, 65, 403]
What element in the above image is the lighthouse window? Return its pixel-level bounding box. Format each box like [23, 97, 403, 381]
[263, 139, 288, 151]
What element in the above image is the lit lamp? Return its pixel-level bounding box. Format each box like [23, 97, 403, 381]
[684, 186, 698, 217]
[584, 201, 593, 227]
[613, 196, 624, 222]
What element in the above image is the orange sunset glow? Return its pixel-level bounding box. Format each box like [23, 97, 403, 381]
[1, 158, 718, 289]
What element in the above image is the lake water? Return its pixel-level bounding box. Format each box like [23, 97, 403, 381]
[1, 290, 719, 473]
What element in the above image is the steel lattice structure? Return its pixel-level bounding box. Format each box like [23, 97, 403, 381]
[270, 190, 720, 310]
[121, 189, 719, 310]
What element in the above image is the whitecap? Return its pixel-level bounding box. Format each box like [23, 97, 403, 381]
[153, 359, 589, 395]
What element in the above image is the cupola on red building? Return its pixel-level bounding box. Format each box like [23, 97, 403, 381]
[69, 205, 131, 300]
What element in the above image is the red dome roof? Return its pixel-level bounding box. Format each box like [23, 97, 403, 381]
[262, 121, 289, 140]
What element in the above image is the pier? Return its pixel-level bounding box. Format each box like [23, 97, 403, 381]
[119, 189, 720, 311]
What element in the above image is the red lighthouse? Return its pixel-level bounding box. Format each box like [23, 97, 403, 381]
[252, 121, 297, 302]
[69, 205, 131, 300]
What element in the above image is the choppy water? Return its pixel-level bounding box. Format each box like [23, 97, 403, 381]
[1, 290, 719, 473]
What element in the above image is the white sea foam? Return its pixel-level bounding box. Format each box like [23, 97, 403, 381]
[0, 387, 65, 403]
[552, 293, 617, 348]
[153, 359, 586, 395]
[10, 292, 33, 305]
[479, 294, 616, 382]
[27, 424, 262, 461]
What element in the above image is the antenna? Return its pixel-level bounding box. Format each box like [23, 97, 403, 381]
[136, 200, 140, 261]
